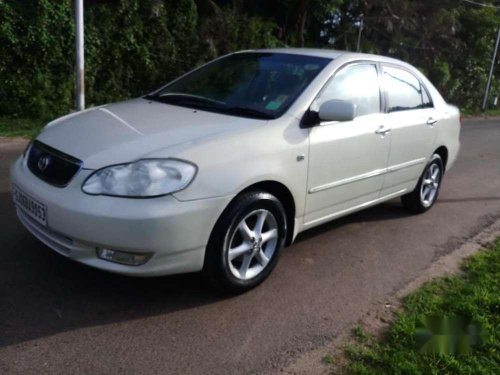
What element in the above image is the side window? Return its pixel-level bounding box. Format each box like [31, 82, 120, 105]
[422, 85, 433, 109]
[320, 64, 381, 117]
[383, 66, 433, 112]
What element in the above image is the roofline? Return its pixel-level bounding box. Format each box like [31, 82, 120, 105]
[245, 48, 410, 67]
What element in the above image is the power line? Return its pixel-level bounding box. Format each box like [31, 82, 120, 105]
[461, 0, 500, 9]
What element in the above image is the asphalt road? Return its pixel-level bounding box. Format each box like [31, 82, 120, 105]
[1, 119, 499, 374]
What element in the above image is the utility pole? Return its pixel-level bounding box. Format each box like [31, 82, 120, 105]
[482, 27, 500, 111]
[75, 0, 85, 111]
[356, 16, 364, 53]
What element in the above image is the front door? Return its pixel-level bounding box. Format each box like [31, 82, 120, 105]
[304, 63, 391, 227]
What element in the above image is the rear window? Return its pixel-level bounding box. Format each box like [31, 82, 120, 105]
[383, 66, 433, 113]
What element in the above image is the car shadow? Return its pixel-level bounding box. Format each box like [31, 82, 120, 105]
[1, 191, 496, 348]
[0, 191, 232, 348]
[294, 199, 409, 243]
[438, 197, 500, 203]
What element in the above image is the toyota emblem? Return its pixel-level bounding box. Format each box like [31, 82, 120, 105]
[38, 155, 51, 171]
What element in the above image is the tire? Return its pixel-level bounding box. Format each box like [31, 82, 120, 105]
[203, 190, 287, 294]
[401, 154, 444, 214]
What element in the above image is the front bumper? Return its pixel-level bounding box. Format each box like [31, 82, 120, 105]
[10, 156, 234, 276]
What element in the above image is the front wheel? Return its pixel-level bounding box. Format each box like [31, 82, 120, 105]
[203, 191, 287, 293]
[401, 154, 444, 214]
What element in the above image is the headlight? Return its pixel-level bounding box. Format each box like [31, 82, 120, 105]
[82, 159, 197, 197]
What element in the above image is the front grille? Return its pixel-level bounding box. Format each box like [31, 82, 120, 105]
[27, 141, 82, 187]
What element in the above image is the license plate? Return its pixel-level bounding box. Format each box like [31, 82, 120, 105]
[13, 185, 47, 226]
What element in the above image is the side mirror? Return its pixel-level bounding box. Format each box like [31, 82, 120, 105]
[318, 99, 356, 122]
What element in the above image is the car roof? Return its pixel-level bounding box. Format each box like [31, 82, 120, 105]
[250, 48, 407, 66]
[253, 48, 344, 59]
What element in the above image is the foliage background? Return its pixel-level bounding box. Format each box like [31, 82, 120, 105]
[1, 0, 500, 120]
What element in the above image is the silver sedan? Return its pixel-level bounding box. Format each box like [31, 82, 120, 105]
[11, 49, 460, 292]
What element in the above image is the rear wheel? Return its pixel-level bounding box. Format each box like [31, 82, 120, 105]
[401, 154, 444, 214]
[203, 191, 287, 293]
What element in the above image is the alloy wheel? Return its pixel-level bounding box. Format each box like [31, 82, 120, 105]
[420, 163, 441, 208]
[227, 209, 279, 280]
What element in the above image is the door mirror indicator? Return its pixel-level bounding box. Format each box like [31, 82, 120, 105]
[318, 99, 357, 123]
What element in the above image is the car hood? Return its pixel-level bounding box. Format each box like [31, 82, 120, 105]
[37, 98, 261, 169]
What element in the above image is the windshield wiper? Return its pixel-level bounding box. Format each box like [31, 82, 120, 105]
[146, 93, 225, 108]
[145, 94, 274, 119]
[145, 93, 225, 110]
[222, 106, 275, 120]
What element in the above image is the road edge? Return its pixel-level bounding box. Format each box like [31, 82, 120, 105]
[278, 218, 500, 375]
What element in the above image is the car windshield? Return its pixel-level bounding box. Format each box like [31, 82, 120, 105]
[147, 52, 332, 119]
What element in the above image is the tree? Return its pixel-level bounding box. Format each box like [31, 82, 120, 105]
[326, 0, 500, 108]
[2, 0, 500, 118]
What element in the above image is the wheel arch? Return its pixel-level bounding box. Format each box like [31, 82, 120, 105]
[433, 146, 449, 171]
[232, 180, 297, 247]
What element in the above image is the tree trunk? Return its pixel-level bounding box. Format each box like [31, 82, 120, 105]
[297, 0, 309, 47]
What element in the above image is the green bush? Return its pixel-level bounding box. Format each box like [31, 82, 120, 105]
[0, 0, 74, 118]
[2, 0, 498, 120]
[0, 0, 279, 120]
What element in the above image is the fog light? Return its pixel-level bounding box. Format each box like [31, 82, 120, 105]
[96, 248, 152, 266]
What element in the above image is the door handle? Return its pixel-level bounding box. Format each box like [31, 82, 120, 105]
[375, 126, 391, 136]
[427, 118, 438, 126]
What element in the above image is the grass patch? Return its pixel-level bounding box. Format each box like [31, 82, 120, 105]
[322, 354, 335, 365]
[352, 325, 370, 344]
[339, 240, 500, 374]
[0, 117, 45, 138]
[461, 108, 500, 118]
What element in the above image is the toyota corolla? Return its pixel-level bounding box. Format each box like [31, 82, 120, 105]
[10, 49, 460, 292]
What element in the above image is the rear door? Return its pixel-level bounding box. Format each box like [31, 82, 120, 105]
[380, 65, 438, 197]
